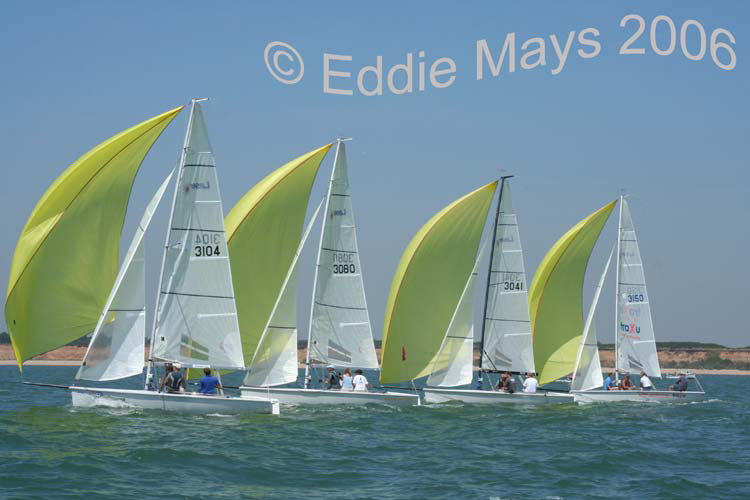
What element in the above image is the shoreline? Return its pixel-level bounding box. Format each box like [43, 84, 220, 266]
[2, 359, 749, 375]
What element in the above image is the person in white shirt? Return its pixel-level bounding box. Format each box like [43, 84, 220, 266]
[639, 370, 654, 391]
[522, 372, 538, 393]
[352, 369, 369, 391]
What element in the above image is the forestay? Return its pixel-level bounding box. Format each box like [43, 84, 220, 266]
[427, 242, 486, 388]
[245, 201, 323, 387]
[308, 141, 378, 369]
[77, 172, 173, 381]
[481, 179, 534, 373]
[616, 198, 661, 377]
[151, 102, 244, 370]
[571, 247, 613, 392]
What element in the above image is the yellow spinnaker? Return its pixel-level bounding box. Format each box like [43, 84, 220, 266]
[529, 200, 616, 386]
[226, 144, 331, 367]
[380, 181, 497, 384]
[5, 106, 183, 368]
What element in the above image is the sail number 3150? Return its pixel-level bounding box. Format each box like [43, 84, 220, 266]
[194, 233, 221, 257]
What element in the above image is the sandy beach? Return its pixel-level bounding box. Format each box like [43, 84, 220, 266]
[1, 345, 748, 375]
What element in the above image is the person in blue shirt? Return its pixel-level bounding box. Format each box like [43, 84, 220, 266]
[603, 373, 615, 391]
[199, 367, 222, 395]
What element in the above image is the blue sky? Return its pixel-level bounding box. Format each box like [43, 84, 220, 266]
[1, 1, 747, 346]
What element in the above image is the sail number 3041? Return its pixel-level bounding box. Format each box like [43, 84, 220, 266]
[194, 233, 221, 257]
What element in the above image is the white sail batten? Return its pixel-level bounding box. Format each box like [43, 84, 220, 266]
[151, 102, 244, 370]
[307, 141, 378, 369]
[616, 199, 661, 378]
[571, 247, 613, 392]
[245, 201, 323, 387]
[481, 181, 534, 373]
[427, 242, 486, 388]
[77, 172, 174, 381]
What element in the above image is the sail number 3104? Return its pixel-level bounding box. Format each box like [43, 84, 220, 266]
[194, 233, 221, 257]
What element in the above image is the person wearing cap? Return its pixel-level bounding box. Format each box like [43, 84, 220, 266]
[324, 365, 341, 390]
[352, 369, 369, 391]
[160, 363, 185, 393]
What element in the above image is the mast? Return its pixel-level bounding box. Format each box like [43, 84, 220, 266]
[477, 175, 509, 388]
[144, 98, 202, 390]
[304, 138, 348, 388]
[613, 193, 623, 382]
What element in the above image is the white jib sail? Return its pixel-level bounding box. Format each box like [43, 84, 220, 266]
[77, 171, 174, 381]
[427, 242, 486, 387]
[307, 141, 378, 369]
[244, 201, 323, 387]
[571, 247, 613, 392]
[151, 102, 244, 370]
[616, 198, 661, 378]
[481, 180, 535, 373]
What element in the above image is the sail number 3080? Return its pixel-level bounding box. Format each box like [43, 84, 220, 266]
[332, 252, 355, 274]
[194, 233, 221, 257]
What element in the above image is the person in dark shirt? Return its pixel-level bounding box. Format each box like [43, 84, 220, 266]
[199, 367, 222, 395]
[669, 374, 688, 392]
[160, 363, 185, 393]
[505, 372, 516, 394]
[498, 372, 509, 392]
[620, 374, 635, 390]
[324, 366, 341, 390]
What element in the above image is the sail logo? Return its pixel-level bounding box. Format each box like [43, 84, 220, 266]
[330, 208, 346, 220]
[620, 322, 640, 334]
[184, 181, 211, 192]
[623, 305, 641, 317]
[497, 234, 515, 243]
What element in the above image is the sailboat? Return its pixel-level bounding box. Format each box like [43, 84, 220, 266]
[379, 181, 497, 399]
[237, 139, 418, 405]
[421, 177, 573, 404]
[570, 196, 705, 403]
[11, 100, 279, 414]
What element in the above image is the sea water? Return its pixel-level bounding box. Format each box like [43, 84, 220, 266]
[0, 366, 748, 500]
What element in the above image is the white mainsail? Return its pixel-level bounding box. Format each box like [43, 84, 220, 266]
[571, 247, 613, 392]
[151, 101, 244, 370]
[244, 201, 323, 387]
[77, 172, 173, 381]
[615, 198, 661, 378]
[426, 243, 485, 388]
[480, 179, 534, 373]
[307, 141, 378, 369]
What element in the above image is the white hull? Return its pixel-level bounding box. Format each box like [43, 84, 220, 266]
[70, 387, 280, 415]
[240, 386, 420, 406]
[423, 387, 574, 405]
[572, 389, 705, 404]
